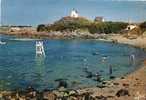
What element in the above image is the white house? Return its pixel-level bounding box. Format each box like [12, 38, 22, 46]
[94, 17, 105, 22]
[10, 27, 21, 32]
[70, 9, 79, 18]
[126, 24, 137, 30]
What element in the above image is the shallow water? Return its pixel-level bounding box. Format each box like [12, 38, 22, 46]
[0, 35, 146, 90]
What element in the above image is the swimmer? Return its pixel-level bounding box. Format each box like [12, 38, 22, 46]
[102, 56, 108, 62]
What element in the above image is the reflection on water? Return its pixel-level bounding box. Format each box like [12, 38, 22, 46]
[35, 56, 46, 76]
[32, 56, 46, 89]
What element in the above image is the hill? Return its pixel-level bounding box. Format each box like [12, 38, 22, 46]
[37, 17, 128, 34]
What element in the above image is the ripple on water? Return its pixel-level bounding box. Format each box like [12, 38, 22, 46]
[0, 38, 146, 90]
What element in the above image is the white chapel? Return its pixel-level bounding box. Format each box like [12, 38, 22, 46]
[70, 9, 79, 18]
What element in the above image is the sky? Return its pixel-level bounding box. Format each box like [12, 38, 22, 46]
[1, 0, 146, 26]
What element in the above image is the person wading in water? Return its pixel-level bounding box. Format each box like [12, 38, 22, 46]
[109, 65, 113, 75]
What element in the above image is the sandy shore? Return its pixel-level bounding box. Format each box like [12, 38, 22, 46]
[109, 35, 146, 49]
[0, 34, 146, 100]
[78, 35, 146, 100]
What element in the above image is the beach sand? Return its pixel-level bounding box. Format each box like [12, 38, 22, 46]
[78, 35, 146, 100]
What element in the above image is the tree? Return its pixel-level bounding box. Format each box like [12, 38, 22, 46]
[37, 17, 128, 34]
[37, 24, 47, 32]
[140, 21, 146, 29]
[88, 22, 128, 34]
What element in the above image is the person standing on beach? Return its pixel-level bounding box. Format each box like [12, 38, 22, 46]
[129, 54, 136, 65]
[130, 54, 135, 61]
[109, 65, 113, 75]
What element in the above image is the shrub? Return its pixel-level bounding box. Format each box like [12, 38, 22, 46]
[140, 21, 146, 29]
[37, 17, 128, 34]
[37, 24, 47, 32]
[88, 22, 128, 34]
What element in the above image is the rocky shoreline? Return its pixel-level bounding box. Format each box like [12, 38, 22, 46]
[0, 86, 131, 100]
[0, 34, 146, 100]
[0, 31, 120, 40]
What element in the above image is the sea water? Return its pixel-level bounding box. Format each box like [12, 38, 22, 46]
[0, 35, 146, 90]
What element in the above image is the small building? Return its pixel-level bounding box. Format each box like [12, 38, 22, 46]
[9, 26, 34, 32]
[126, 24, 137, 30]
[10, 27, 21, 32]
[94, 17, 104, 22]
[70, 9, 79, 18]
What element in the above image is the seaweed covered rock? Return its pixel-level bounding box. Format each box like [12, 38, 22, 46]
[116, 89, 130, 97]
[43, 91, 57, 100]
[58, 80, 68, 88]
[96, 95, 107, 100]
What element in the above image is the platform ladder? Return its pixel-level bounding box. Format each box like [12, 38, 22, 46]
[36, 41, 45, 57]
